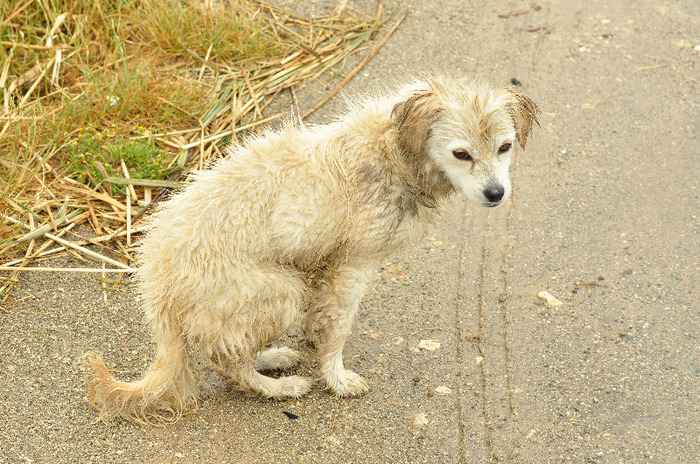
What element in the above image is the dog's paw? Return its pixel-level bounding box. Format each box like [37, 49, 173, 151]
[326, 370, 369, 397]
[279, 375, 314, 398]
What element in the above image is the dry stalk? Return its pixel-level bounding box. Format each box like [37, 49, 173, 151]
[1, 1, 398, 298]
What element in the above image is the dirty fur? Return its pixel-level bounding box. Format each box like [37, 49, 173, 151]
[85, 76, 539, 425]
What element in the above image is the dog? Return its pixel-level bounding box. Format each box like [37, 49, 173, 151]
[85, 76, 539, 425]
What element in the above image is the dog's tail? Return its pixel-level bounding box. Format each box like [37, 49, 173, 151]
[84, 328, 199, 426]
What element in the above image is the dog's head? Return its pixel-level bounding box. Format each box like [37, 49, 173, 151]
[392, 79, 539, 207]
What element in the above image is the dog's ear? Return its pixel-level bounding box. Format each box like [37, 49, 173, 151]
[508, 91, 541, 149]
[391, 91, 443, 155]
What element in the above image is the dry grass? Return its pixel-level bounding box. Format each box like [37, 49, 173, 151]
[0, 0, 405, 301]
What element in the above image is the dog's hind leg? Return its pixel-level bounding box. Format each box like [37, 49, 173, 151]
[254, 347, 303, 371]
[236, 361, 312, 398]
[192, 263, 313, 399]
[305, 263, 375, 397]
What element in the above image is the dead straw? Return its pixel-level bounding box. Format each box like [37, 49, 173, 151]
[1, 1, 399, 297]
[302, 8, 407, 119]
[0, 266, 135, 273]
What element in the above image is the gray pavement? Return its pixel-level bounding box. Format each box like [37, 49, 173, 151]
[1, 1, 698, 462]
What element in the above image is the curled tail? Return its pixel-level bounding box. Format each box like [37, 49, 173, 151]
[84, 332, 200, 426]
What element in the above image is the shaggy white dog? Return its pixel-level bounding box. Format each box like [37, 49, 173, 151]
[85, 76, 539, 425]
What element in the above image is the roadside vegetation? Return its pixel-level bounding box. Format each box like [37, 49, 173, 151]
[0, 0, 388, 298]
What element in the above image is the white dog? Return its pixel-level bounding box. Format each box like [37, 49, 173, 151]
[85, 76, 539, 425]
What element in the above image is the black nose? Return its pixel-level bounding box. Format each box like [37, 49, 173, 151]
[483, 185, 505, 203]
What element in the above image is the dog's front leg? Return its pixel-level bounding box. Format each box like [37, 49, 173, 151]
[306, 263, 374, 397]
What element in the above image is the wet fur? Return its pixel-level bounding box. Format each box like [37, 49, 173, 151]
[85, 76, 539, 425]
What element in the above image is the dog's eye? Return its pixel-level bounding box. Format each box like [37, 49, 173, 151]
[453, 150, 472, 161]
[498, 143, 512, 154]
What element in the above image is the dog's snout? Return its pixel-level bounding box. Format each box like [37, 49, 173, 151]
[483, 185, 505, 204]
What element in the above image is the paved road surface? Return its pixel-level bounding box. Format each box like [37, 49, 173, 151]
[1, 1, 698, 462]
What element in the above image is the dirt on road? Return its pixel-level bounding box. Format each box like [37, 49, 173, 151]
[1, 1, 698, 463]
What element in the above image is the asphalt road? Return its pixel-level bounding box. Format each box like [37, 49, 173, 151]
[1, 1, 698, 462]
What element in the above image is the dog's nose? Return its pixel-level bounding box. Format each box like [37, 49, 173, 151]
[483, 185, 505, 203]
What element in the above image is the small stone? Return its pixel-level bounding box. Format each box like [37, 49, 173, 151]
[387, 264, 408, 278]
[417, 339, 441, 351]
[435, 385, 452, 394]
[475, 356, 484, 365]
[413, 413, 429, 426]
[671, 40, 692, 48]
[538, 291, 562, 306]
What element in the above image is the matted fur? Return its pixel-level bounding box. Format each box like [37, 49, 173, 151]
[85, 76, 539, 425]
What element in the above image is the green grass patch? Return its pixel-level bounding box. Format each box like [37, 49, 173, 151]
[67, 130, 172, 195]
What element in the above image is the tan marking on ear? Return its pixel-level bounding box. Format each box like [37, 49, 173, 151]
[508, 91, 541, 149]
[391, 91, 443, 155]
